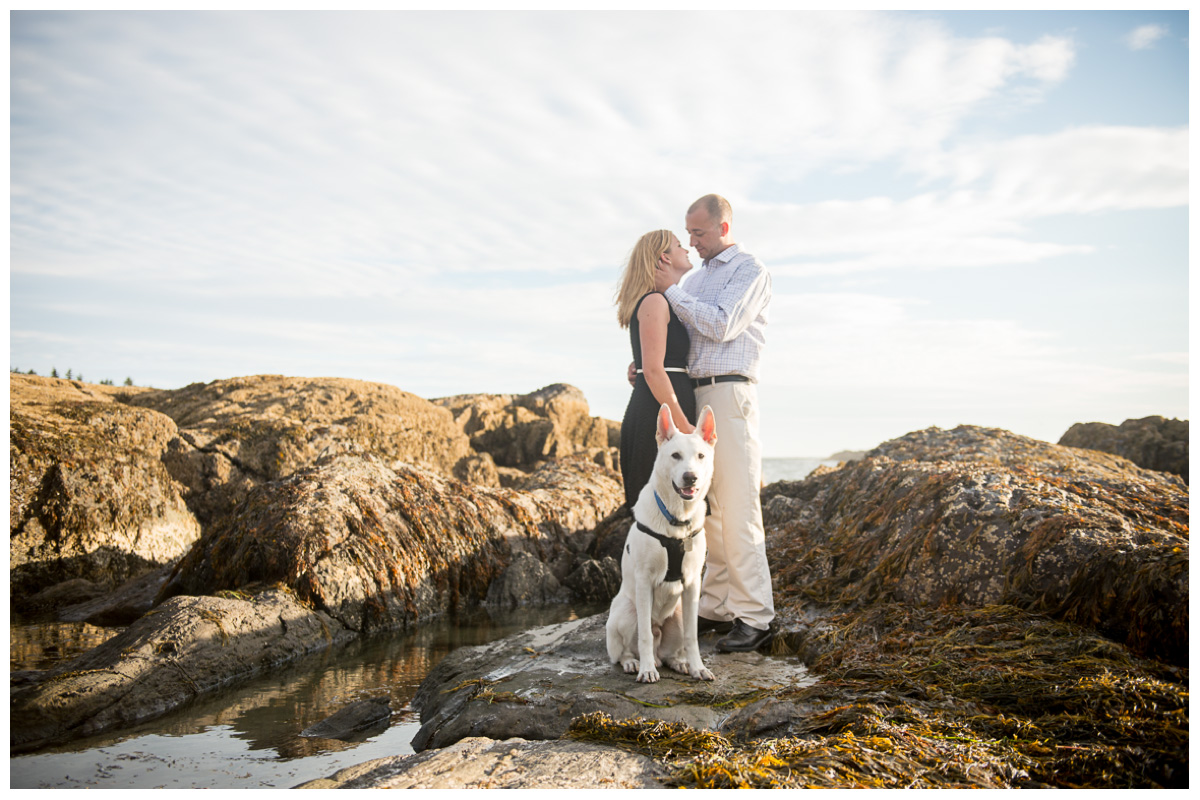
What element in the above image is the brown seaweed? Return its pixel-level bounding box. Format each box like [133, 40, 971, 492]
[568, 604, 1187, 789]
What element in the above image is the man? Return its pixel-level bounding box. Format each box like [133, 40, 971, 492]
[664, 193, 774, 653]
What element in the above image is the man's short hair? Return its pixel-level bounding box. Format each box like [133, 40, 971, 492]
[688, 194, 732, 224]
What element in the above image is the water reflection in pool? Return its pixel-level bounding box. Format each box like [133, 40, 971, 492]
[11, 619, 123, 672]
[10, 603, 605, 789]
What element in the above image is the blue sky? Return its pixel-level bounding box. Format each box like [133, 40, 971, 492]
[8, 10, 1189, 457]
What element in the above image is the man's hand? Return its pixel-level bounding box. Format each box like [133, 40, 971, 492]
[627, 361, 637, 387]
[653, 266, 675, 293]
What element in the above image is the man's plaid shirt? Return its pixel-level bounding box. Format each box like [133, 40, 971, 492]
[665, 243, 770, 382]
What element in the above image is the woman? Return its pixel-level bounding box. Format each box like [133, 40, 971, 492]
[615, 229, 696, 508]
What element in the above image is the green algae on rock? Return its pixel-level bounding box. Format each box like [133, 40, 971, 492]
[407, 612, 816, 753]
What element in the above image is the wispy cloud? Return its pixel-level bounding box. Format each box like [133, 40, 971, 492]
[9, 11, 1188, 455]
[755, 123, 1185, 277]
[10, 11, 1087, 292]
[1125, 23, 1169, 50]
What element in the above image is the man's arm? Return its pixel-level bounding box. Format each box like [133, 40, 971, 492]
[665, 261, 771, 343]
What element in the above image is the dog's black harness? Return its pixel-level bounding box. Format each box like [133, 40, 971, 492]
[633, 491, 704, 583]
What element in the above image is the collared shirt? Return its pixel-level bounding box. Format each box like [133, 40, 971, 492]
[665, 243, 770, 381]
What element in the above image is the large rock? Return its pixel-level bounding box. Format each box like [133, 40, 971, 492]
[9, 587, 355, 752]
[484, 552, 570, 608]
[409, 613, 817, 753]
[9, 375, 201, 599]
[125, 375, 485, 527]
[299, 697, 392, 740]
[296, 735, 668, 789]
[433, 384, 616, 471]
[762, 425, 1188, 665]
[1059, 415, 1188, 482]
[159, 453, 624, 633]
[57, 566, 173, 626]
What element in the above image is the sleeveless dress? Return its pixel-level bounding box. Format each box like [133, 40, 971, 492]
[619, 291, 697, 508]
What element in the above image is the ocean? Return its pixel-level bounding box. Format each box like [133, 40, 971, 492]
[761, 456, 841, 485]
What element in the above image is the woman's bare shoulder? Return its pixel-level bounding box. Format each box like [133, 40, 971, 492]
[637, 291, 669, 317]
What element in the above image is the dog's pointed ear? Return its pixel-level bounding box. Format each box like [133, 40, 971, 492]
[655, 403, 676, 445]
[697, 405, 718, 446]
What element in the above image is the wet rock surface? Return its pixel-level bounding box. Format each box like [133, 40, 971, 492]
[1059, 415, 1188, 482]
[296, 735, 668, 789]
[408, 613, 816, 752]
[9, 375, 201, 600]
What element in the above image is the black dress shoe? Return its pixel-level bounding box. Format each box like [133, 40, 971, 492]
[697, 616, 734, 635]
[715, 619, 772, 653]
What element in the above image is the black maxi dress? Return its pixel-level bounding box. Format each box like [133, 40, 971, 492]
[619, 291, 698, 508]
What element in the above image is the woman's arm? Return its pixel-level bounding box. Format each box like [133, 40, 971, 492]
[637, 293, 695, 434]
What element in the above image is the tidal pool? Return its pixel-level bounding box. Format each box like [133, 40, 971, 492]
[10, 604, 604, 789]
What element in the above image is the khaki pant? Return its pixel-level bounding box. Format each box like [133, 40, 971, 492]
[695, 381, 775, 630]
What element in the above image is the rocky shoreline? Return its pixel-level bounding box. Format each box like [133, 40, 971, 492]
[9, 374, 1189, 787]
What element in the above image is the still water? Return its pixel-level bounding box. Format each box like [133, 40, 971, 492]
[10, 604, 603, 789]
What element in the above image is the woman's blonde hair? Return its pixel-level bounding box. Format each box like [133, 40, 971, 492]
[615, 229, 673, 328]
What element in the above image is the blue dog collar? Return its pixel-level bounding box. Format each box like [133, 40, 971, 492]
[654, 490, 691, 527]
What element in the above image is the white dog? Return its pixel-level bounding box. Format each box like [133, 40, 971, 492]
[606, 403, 717, 683]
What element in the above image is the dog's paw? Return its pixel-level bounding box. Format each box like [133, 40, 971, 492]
[636, 665, 660, 683]
[621, 658, 639, 674]
[691, 665, 715, 681]
[664, 657, 689, 675]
